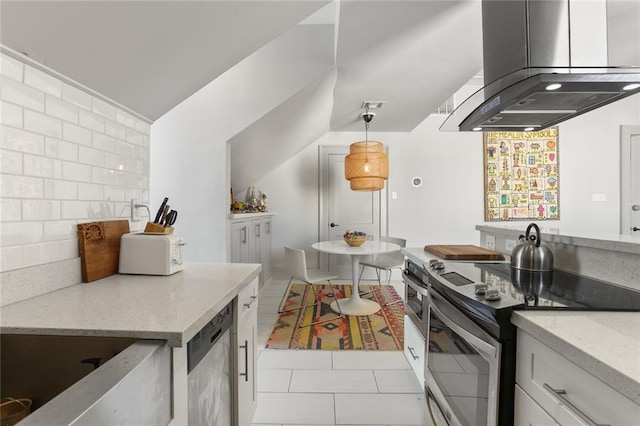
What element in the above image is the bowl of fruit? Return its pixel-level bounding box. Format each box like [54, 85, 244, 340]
[343, 230, 367, 247]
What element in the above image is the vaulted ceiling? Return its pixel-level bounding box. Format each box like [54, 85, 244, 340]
[1, 0, 483, 191]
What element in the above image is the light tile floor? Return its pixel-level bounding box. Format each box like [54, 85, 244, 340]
[252, 277, 431, 426]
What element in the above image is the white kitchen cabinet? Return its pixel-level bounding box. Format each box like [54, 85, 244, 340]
[515, 330, 640, 425]
[230, 214, 273, 286]
[235, 277, 259, 426]
[514, 384, 559, 426]
[403, 315, 425, 385]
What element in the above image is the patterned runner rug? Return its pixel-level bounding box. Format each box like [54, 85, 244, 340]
[265, 283, 405, 350]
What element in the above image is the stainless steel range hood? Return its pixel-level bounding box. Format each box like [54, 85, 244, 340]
[441, 0, 640, 132]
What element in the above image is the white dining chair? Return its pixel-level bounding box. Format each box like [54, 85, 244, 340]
[357, 236, 406, 302]
[278, 246, 343, 327]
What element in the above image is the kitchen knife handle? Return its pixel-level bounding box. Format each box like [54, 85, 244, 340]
[154, 197, 168, 223]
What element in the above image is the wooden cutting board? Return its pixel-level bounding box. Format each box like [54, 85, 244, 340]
[77, 220, 130, 283]
[424, 244, 505, 261]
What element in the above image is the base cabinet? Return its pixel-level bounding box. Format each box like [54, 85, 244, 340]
[515, 330, 640, 425]
[235, 277, 259, 426]
[403, 315, 425, 385]
[230, 215, 273, 286]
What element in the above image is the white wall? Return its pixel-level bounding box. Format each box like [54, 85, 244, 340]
[257, 93, 640, 272]
[0, 52, 150, 273]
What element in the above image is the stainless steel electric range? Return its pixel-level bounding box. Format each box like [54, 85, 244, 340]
[402, 257, 640, 426]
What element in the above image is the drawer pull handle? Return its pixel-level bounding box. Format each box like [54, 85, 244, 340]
[543, 383, 609, 426]
[240, 340, 249, 382]
[407, 346, 419, 360]
[243, 295, 259, 309]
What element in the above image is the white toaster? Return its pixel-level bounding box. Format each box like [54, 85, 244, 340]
[118, 233, 185, 275]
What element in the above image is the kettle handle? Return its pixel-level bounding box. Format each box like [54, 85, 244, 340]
[525, 223, 541, 247]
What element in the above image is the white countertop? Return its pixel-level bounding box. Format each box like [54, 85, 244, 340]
[512, 311, 640, 404]
[0, 263, 261, 347]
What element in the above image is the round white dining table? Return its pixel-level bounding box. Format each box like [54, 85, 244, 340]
[311, 240, 401, 315]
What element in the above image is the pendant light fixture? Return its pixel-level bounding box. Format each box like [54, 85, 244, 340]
[344, 104, 389, 191]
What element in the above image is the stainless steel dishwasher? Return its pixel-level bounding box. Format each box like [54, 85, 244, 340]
[187, 301, 233, 426]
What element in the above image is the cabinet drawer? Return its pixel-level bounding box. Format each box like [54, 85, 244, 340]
[514, 384, 558, 425]
[403, 315, 425, 385]
[237, 277, 259, 319]
[516, 330, 640, 425]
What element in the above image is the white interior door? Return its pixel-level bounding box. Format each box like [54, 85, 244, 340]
[621, 126, 640, 236]
[319, 146, 384, 278]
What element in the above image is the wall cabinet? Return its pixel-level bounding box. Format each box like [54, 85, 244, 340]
[230, 214, 273, 286]
[403, 315, 425, 385]
[515, 330, 640, 425]
[235, 277, 259, 426]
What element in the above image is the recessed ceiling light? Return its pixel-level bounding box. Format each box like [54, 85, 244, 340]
[472, 127, 482, 131]
[623, 83, 640, 91]
[546, 83, 562, 91]
[524, 127, 535, 132]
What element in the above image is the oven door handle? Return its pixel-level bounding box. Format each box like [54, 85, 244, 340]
[429, 299, 497, 359]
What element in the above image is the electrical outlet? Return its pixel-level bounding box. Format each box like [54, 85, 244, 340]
[486, 235, 496, 250]
[505, 239, 517, 251]
[130, 198, 141, 222]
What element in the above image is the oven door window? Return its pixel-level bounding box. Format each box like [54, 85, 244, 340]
[427, 292, 499, 426]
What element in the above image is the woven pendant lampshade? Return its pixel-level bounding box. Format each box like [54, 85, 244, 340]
[344, 108, 389, 191]
[345, 141, 389, 191]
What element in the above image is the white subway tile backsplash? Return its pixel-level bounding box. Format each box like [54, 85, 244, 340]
[44, 220, 77, 241]
[61, 161, 91, 182]
[104, 185, 125, 202]
[105, 120, 126, 139]
[92, 132, 116, 152]
[61, 200, 92, 219]
[135, 119, 151, 135]
[1, 127, 45, 154]
[0, 198, 21, 222]
[1, 149, 23, 174]
[77, 183, 104, 200]
[45, 95, 79, 123]
[2, 56, 148, 278]
[1, 174, 43, 198]
[78, 146, 105, 167]
[0, 76, 44, 111]
[23, 154, 60, 178]
[45, 137, 78, 161]
[24, 109, 62, 138]
[62, 83, 92, 110]
[126, 157, 144, 174]
[116, 109, 136, 128]
[90, 201, 115, 218]
[22, 199, 60, 221]
[92, 98, 116, 120]
[105, 152, 126, 171]
[116, 140, 135, 157]
[44, 179, 77, 200]
[0, 245, 23, 273]
[92, 166, 116, 185]
[125, 128, 144, 145]
[1, 53, 24, 81]
[2, 101, 23, 127]
[62, 121, 91, 146]
[1, 221, 43, 246]
[25, 66, 63, 98]
[79, 109, 105, 132]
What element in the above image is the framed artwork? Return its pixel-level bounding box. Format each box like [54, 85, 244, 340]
[484, 128, 559, 221]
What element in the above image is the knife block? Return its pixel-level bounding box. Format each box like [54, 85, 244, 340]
[144, 221, 174, 234]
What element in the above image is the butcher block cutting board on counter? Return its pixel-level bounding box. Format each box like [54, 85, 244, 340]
[424, 244, 505, 261]
[77, 220, 130, 283]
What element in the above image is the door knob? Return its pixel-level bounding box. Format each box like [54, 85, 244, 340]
[633, 227, 639, 232]
[632, 205, 640, 211]
[330, 222, 340, 228]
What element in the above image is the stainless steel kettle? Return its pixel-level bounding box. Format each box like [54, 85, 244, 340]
[510, 223, 554, 272]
